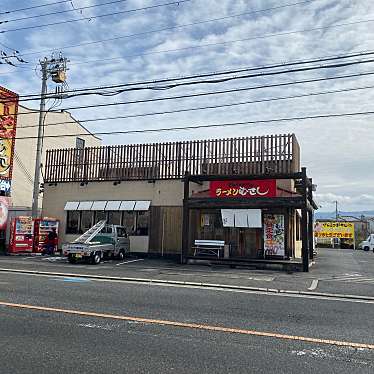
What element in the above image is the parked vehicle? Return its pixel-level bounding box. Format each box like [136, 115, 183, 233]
[62, 220, 130, 264]
[359, 234, 374, 252]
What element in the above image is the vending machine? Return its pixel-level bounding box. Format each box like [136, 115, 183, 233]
[33, 218, 59, 253]
[9, 216, 34, 253]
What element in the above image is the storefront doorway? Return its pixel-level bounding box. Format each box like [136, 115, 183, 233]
[191, 209, 263, 259]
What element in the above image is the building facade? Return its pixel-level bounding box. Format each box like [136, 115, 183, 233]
[12, 105, 101, 210]
[42, 134, 316, 271]
[0, 85, 101, 248]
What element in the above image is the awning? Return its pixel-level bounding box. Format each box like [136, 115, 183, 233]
[134, 201, 151, 211]
[64, 200, 151, 211]
[91, 201, 107, 210]
[77, 201, 93, 210]
[119, 201, 136, 210]
[105, 201, 122, 211]
[64, 201, 79, 210]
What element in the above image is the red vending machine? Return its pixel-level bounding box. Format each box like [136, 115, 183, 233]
[33, 218, 59, 253]
[9, 216, 34, 253]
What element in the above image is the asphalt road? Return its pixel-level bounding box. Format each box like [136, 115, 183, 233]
[1, 270, 374, 373]
[1, 247, 374, 295]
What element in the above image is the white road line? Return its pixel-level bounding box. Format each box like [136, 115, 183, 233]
[1, 269, 374, 304]
[330, 276, 363, 281]
[308, 279, 319, 291]
[116, 259, 144, 266]
[347, 278, 374, 283]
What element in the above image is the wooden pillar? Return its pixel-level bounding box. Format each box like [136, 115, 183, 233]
[301, 167, 309, 272]
[308, 210, 314, 260]
[308, 178, 314, 260]
[181, 173, 190, 264]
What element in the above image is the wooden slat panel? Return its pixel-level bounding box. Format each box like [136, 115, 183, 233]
[45, 134, 299, 182]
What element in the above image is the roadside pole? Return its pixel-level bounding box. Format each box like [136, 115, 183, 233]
[31, 55, 68, 218]
[31, 58, 48, 218]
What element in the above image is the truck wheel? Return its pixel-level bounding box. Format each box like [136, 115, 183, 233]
[91, 252, 101, 265]
[364, 246, 369, 252]
[118, 250, 125, 261]
[68, 255, 77, 264]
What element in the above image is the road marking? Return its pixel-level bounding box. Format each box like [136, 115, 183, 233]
[55, 277, 91, 283]
[116, 259, 144, 266]
[1, 300, 374, 350]
[324, 275, 374, 284]
[1, 268, 374, 304]
[308, 279, 319, 291]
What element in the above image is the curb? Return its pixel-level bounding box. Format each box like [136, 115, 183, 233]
[1, 267, 374, 302]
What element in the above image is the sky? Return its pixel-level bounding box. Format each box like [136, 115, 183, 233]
[0, 0, 374, 212]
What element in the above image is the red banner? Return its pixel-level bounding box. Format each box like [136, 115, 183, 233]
[0, 86, 19, 181]
[210, 179, 276, 198]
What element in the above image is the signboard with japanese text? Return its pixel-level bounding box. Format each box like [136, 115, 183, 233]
[210, 179, 276, 199]
[0, 86, 19, 181]
[314, 221, 354, 239]
[263, 214, 285, 257]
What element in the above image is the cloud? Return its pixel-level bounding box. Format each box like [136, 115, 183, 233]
[0, 0, 374, 211]
[315, 192, 374, 210]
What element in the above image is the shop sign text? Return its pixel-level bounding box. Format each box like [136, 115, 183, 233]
[314, 221, 354, 239]
[210, 179, 276, 199]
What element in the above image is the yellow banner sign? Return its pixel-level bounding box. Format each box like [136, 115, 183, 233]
[314, 221, 354, 239]
[0, 86, 19, 180]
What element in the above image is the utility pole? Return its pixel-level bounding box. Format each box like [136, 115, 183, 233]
[335, 200, 338, 221]
[31, 54, 68, 218]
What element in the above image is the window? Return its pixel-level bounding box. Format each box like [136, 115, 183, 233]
[100, 226, 112, 234]
[107, 211, 122, 225]
[76, 137, 85, 149]
[122, 211, 135, 235]
[80, 211, 93, 233]
[116, 227, 127, 238]
[66, 211, 80, 234]
[94, 211, 107, 223]
[135, 211, 149, 236]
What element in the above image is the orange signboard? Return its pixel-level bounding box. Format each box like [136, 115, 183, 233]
[0, 86, 19, 180]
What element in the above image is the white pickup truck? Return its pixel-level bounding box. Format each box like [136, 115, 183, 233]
[63, 220, 130, 264]
[360, 234, 374, 252]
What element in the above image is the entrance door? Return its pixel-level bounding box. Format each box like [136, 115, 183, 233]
[224, 227, 260, 258]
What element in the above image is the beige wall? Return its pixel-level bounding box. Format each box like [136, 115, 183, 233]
[42, 180, 186, 243]
[11, 106, 101, 209]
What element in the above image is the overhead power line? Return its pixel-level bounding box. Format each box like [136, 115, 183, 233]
[0, 0, 313, 58]
[13, 69, 374, 117]
[12, 110, 374, 141]
[10, 57, 374, 103]
[0, 0, 72, 15]
[8, 70, 374, 120]
[0, 0, 190, 34]
[0, 40, 18, 51]
[17, 49, 374, 98]
[15, 83, 374, 130]
[0, 0, 130, 24]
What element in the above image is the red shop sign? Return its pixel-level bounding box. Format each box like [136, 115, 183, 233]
[210, 179, 276, 198]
